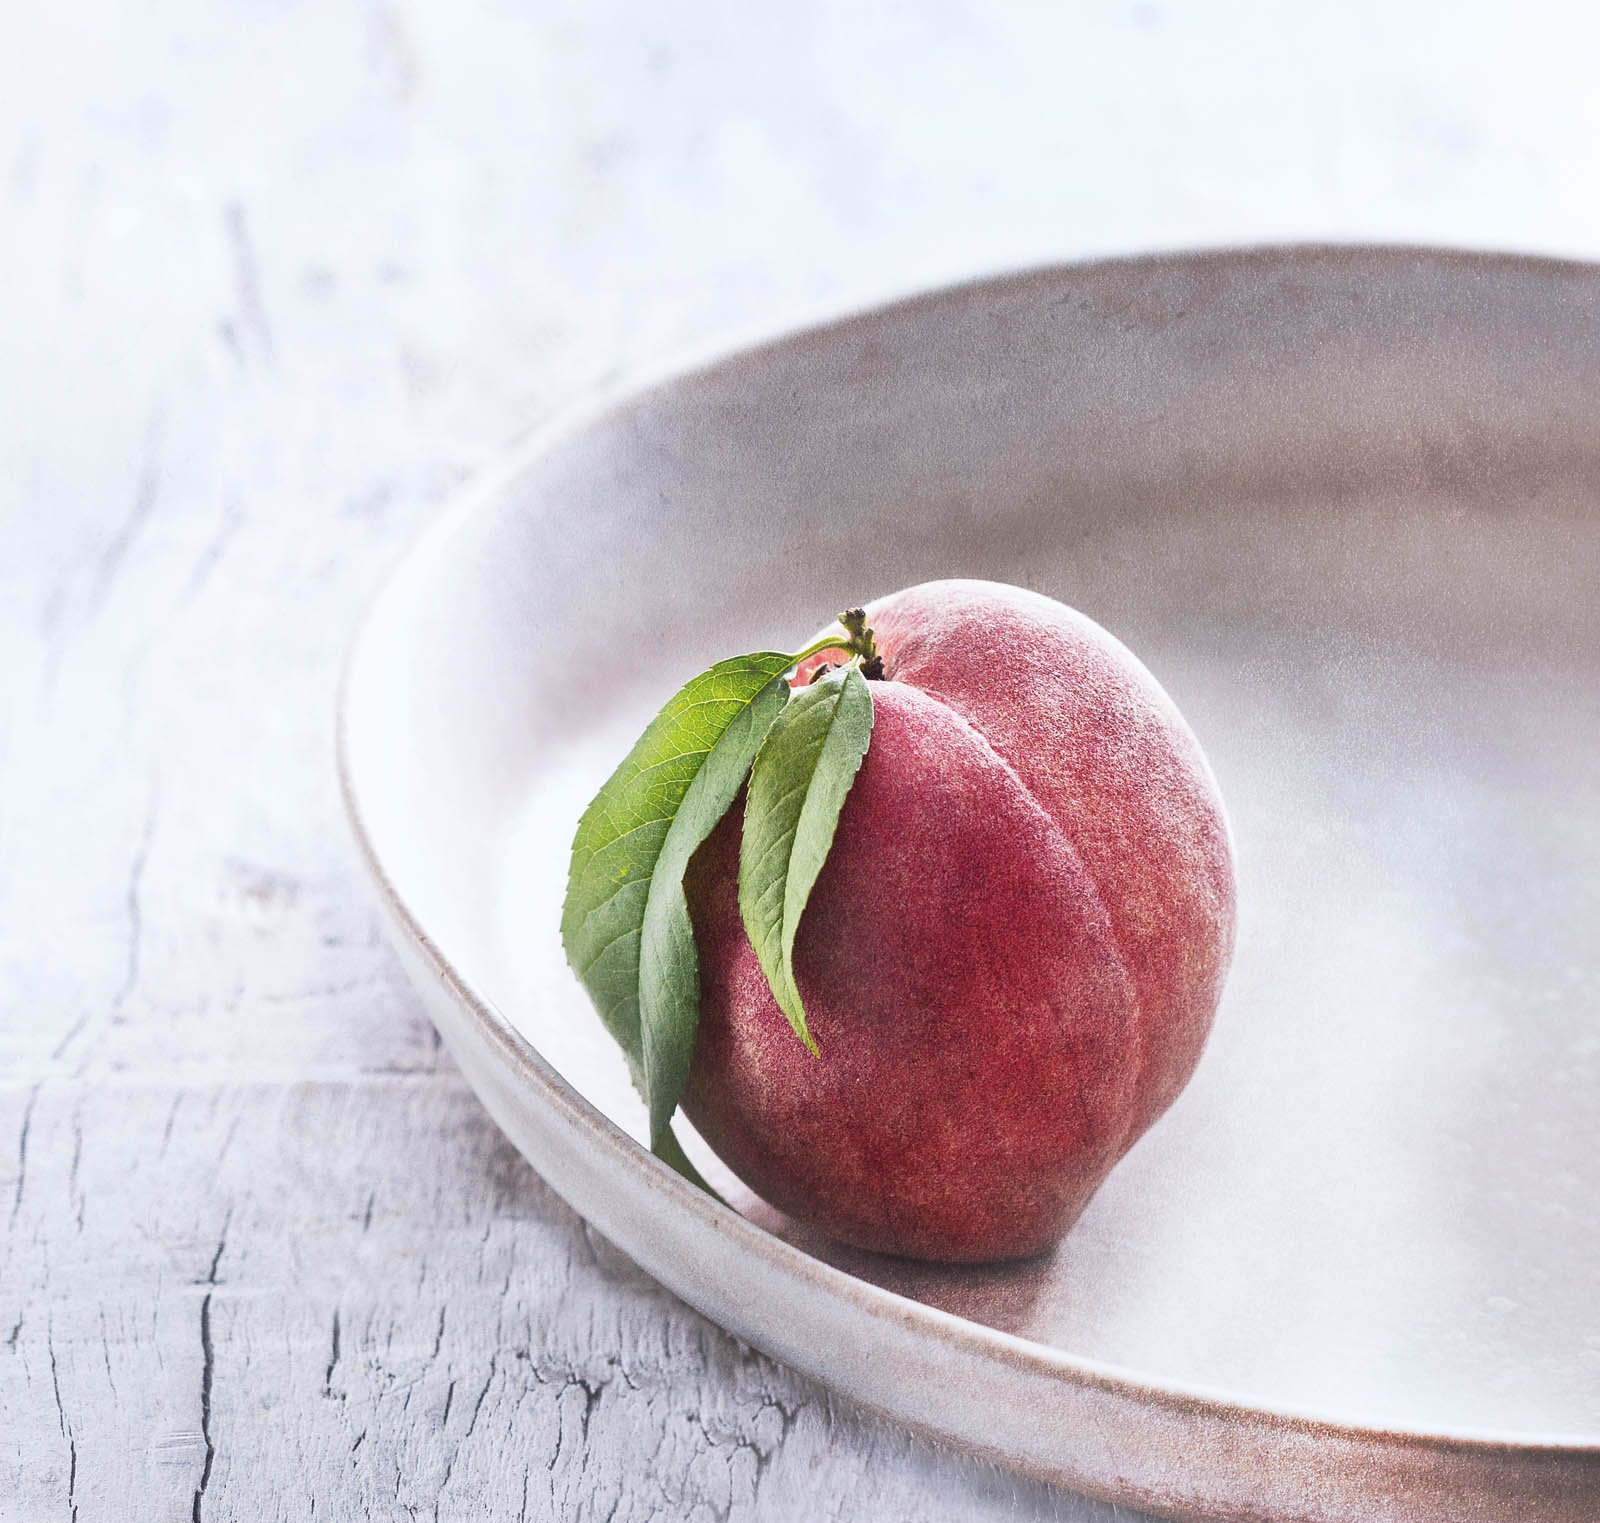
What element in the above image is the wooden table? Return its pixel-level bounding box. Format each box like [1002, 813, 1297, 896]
[5, 5, 1595, 1517]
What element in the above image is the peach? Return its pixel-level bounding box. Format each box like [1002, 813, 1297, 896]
[680, 579, 1236, 1263]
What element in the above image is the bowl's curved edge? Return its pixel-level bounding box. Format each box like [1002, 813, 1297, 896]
[337, 245, 1600, 1523]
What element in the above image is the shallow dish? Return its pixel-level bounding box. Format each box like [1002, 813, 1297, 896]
[339, 247, 1600, 1521]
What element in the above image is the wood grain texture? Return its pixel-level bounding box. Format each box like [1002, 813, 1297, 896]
[6, 1076, 1126, 1521]
[4, 2, 1596, 1517]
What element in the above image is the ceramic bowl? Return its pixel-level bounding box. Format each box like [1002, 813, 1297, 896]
[340, 247, 1600, 1521]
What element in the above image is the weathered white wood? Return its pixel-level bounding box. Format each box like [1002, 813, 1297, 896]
[5, 1076, 1132, 1521]
[5, 2, 1600, 1518]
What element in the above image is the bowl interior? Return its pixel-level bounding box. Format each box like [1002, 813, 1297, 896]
[346, 250, 1600, 1440]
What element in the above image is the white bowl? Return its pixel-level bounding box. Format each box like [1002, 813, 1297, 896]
[339, 247, 1600, 1521]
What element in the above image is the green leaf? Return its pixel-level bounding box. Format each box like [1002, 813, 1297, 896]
[650, 1123, 721, 1200]
[561, 652, 794, 1157]
[738, 661, 875, 1054]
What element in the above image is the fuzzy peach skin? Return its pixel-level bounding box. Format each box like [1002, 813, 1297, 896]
[680, 579, 1236, 1263]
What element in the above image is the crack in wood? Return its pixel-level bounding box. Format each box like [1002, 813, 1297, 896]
[69, 1103, 84, 1232]
[324, 1311, 342, 1399]
[10, 1084, 38, 1225]
[177, 497, 243, 610]
[111, 794, 159, 1020]
[200, 1206, 233, 1287]
[191, 1290, 215, 1523]
[161, 1094, 182, 1155]
[47, 1322, 66, 1436]
[89, 424, 162, 614]
[223, 203, 275, 363]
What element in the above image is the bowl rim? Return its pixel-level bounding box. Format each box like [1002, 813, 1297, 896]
[337, 241, 1600, 1460]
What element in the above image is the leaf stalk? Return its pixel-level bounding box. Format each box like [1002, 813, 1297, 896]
[787, 607, 884, 678]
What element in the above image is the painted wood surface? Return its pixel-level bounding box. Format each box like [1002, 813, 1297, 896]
[5, 4, 1598, 1518]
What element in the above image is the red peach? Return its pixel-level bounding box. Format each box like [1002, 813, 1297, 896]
[681, 579, 1236, 1262]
